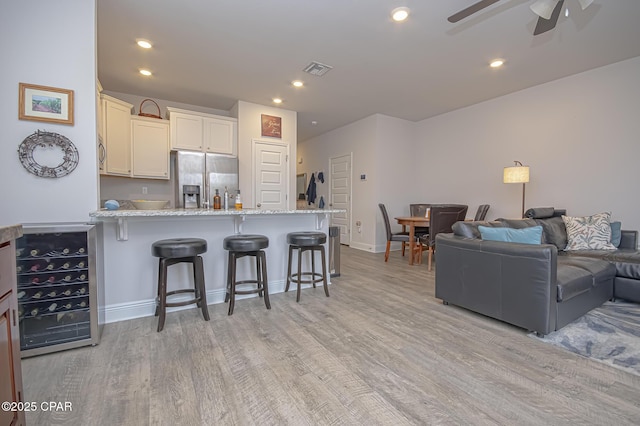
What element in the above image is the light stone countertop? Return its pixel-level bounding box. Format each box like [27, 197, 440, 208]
[0, 224, 23, 244]
[90, 208, 345, 218]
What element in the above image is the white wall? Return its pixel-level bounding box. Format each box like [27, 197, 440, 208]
[415, 56, 640, 233]
[236, 101, 297, 208]
[0, 1, 98, 225]
[302, 56, 640, 252]
[298, 114, 416, 252]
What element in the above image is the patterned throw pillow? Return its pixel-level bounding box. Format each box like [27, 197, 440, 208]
[562, 212, 617, 251]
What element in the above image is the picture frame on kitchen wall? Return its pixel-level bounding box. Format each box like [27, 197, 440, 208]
[261, 114, 281, 138]
[18, 82, 74, 125]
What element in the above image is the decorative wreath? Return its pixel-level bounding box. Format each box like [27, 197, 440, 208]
[18, 130, 79, 178]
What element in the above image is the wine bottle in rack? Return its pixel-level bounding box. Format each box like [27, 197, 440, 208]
[46, 303, 58, 313]
[75, 260, 86, 269]
[45, 261, 56, 270]
[29, 261, 46, 272]
[60, 288, 72, 296]
[17, 290, 27, 300]
[61, 274, 74, 282]
[30, 277, 41, 285]
[75, 300, 88, 309]
[74, 287, 87, 295]
[59, 261, 72, 270]
[59, 302, 73, 311]
[46, 289, 57, 298]
[31, 290, 44, 299]
[77, 273, 87, 281]
[30, 307, 39, 317]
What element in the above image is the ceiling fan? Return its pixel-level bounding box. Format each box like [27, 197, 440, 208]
[447, 0, 594, 35]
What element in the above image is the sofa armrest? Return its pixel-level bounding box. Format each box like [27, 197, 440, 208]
[435, 234, 558, 335]
[619, 230, 638, 249]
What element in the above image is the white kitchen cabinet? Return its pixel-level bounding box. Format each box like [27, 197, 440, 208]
[131, 116, 170, 179]
[168, 107, 237, 156]
[101, 94, 133, 176]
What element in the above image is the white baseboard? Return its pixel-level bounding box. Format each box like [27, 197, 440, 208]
[103, 279, 328, 324]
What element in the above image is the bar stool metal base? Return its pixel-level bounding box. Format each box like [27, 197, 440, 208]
[223, 234, 270, 315]
[152, 238, 209, 332]
[285, 232, 329, 303]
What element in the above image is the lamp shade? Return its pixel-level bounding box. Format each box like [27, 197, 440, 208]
[503, 166, 530, 184]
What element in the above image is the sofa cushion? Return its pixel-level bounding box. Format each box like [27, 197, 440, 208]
[478, 225, 543, 245]
[563, 249, 640, 279]
[558, 257, 616, 284]
[610, 221, 622, 247]
[452, 221, 504, 239]
[562, 212, 617, 251]
[496, 218, 538, 229]
[556, 265, 596, 302]
[534, 216, 567, 251]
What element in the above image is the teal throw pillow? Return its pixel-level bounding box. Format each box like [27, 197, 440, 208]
[478, 225, 543, 245]
[610, 221, 622, 247]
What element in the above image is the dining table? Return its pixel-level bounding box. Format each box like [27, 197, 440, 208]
[395, 216, 430, 265]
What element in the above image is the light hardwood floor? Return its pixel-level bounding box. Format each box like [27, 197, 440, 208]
[23, 247, 640, 425]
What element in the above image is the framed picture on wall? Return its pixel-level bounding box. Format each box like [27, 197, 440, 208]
[261, 114, 282, 138]
[19, 82, 74, 125]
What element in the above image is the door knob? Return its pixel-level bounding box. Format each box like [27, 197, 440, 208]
[257, 203, 261, 208]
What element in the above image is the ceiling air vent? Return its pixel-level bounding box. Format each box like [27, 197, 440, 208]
[303, 61, 333, 77]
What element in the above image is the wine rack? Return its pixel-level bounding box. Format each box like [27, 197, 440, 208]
[15, 223, 103, 357]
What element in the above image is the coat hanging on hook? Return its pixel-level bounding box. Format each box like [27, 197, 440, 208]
[306, 173, 317, 205]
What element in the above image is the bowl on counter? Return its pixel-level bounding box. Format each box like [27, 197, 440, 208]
[130, 200, 169, 210]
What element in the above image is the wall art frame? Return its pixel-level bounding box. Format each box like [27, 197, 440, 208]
[261, 114, 282, 138]
[19, 82, 74, 125]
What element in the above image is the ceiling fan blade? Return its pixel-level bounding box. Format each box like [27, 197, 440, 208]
[533, 0, 564, 35]
[447, 0, 501, 23]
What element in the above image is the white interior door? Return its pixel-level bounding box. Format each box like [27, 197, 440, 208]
[253, 139, 289, 210]
[330, 153, 352, 245]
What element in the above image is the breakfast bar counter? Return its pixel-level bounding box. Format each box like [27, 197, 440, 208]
[89, 208, 344, 323]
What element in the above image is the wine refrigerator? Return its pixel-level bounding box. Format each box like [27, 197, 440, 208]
[15, 223, 104, 357]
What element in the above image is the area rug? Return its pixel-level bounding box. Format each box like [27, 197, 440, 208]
[529, 301, 640, 377]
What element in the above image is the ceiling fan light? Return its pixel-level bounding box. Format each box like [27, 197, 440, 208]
[577, 0, 594, 10]
[530, 0, 558, 20]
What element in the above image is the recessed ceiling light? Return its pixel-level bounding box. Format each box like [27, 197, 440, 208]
[139, 69, 152, 76]
[272, 98, 283, 104]
[292, 80, 304, 88]
[136, 39, 152, 49]
[391, 7, 410, 22]
[490, 59, 504, 68]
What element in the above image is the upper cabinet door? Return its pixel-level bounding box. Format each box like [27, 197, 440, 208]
[170, 111, 203, 151]
[168, 107, 237, 156]
[203, 117, 237, 156]
[131, 117, 170, 179]
[102, 95, 133, 177]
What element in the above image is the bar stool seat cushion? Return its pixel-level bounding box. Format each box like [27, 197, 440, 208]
[152, 238, 207, 258]
[223, 234, 269, 252]
[287, 231, 327, 246]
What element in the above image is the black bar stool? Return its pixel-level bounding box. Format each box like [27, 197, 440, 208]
[223, 234, 270, 315]
[152, 238, 210, 332]
[285, 231, 330, 302]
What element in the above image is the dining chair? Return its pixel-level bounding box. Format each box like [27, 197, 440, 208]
[418, 204, 468, 271]
[379, 203, 415, 262]
[409, 203, 430, 236]
[474, 204, 490, 221]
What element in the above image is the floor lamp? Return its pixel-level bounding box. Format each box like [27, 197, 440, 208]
[503, 161, 530, 218]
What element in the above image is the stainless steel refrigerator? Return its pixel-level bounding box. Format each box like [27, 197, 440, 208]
[173, 151, 239, 208]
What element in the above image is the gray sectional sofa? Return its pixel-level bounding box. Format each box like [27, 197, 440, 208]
[435, 208, 640, 336]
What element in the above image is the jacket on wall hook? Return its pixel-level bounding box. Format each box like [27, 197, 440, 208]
[306, 173, 317, 205]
